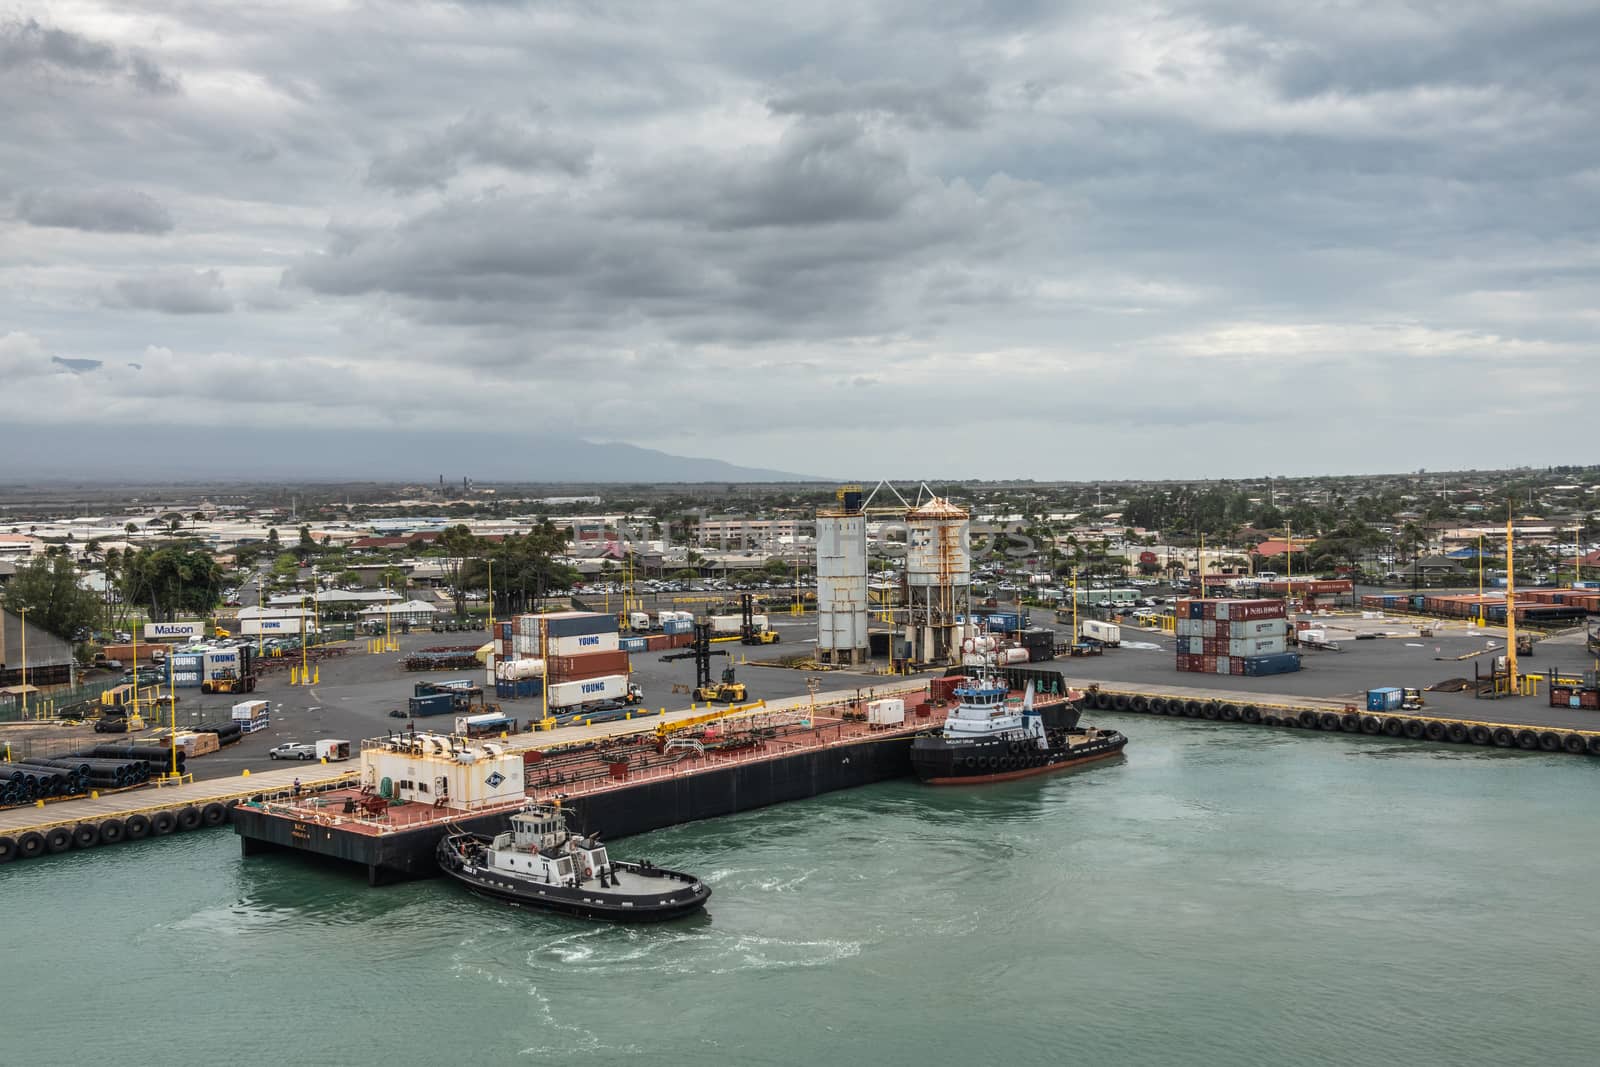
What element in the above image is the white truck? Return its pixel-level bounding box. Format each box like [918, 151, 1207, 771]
[1080, 619, 1122, 647]
[316, 739, 352, 762]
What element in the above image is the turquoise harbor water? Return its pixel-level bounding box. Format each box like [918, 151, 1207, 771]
[7, 719, 1600, 1066]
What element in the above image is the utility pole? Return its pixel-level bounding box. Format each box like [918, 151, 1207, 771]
[1505, 514, 1519, 695]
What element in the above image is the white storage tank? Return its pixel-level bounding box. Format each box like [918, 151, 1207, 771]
[498, 658, 545, 681]
[1002, 647, 1030, 664]
[816, 504, 869, 666]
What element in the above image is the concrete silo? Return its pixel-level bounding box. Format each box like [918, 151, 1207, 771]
[816, 486, 869, 666]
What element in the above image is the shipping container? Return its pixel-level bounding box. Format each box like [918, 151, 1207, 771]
[1367, 687, 1403, 712]
[546, 674, 630, 708]
[1080, 620, 1121, 646]
[546, 649, 631, 683]
[546, 631, 621, 657]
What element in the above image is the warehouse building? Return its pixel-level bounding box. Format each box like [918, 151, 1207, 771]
[0, 608, 78, 690]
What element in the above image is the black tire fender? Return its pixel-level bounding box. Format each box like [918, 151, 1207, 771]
[150, 810, 176, 836]
[1130, 696, 1149, 713]
[1341, 713, 1361, 732]
[1383, 718, 1405, 737]
[1241, 705, 1261, 724]
[1424, 721, 1447, 741]
[45, 826, 73, 853]
[125, 813, 151, 838]
[1220, 704, 1239, 722]
[1492, 728, 1515, 747]
[1320, 712, 1341, 731]
[1468, 726, 1492, 745]
[99, 819, 126, 844]
[1201, 702, 1220, 720]
[1517, 730, 1539, 750]
[0, 835, 16, 863]
[1361, 716, 1383, 734]
[1404, 720, 1426, 739]
[1538, 732, 1561, 752]
[1562, 734, 1586, 754]
[1299, 710, 1319, 728]
[72, 823, 100, 849]
[176, 806, 202, 831]
[1446, 723, 1469, 743]
[201, 803, 227, 827]
[18, 831, 46, 858]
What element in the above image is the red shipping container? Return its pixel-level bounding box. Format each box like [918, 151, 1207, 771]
[1202, 655, 1217, 671]
[547, 649, 630, 682]
[1231, 659, 1245, 675]
[1581, 690, 1600, 710]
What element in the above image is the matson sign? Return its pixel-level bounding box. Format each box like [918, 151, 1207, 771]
[143, 621, 205, 642]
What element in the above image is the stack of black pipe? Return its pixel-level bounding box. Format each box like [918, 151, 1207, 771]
[72, 744, 186, 775]
[2, 763, 91, 803]
[39, 757, 150, 788]
[195, 721, 244, 745]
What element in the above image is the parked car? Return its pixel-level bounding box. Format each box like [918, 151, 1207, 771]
[268, 742, 317, 760]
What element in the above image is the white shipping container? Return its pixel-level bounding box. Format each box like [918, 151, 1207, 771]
[1230, 619, 1284, 638]
[707, 615, 741, 635]
[1080, 620, 1122, 646]
[866, 698, 905, 725]
[1215, 656, 1231, 674]
[1228, 637, 1286, 657]
[545, 632, 621, 657]
[628, 612, 652, 631]
[316, 739, 351, 761]
[546, 674, 629, 708]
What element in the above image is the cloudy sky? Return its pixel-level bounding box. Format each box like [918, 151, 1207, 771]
[2, 1, 1596, 481]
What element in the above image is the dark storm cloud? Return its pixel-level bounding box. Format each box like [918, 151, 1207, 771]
[50, 356, 103, 373]
[0, 17, 180, 94]
[3, 0, 1598, 478]
[293, 115, 995, 344]
[15, 188, 175, 234]
[367, 112, 593, 191]
[111, 270, 232, 314]
[768, 76, 990, 130]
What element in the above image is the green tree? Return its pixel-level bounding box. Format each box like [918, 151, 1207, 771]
[438, 524, 481, 618]
[2, 554, 102, 640]
[267, 527, 280, 548]
[298, 525, 315, 552]
[119, 543, 226, 621]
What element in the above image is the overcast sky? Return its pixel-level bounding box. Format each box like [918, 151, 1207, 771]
[3, 1, 1596, 481]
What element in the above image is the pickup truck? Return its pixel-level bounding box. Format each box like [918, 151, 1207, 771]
[268, 742, 317, 760]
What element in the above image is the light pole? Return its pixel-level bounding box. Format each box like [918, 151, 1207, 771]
[18, 606, 27, 718]
[1476, 534, 1485, 627]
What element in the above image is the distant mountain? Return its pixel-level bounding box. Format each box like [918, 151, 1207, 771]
[0, 424, 820, 483]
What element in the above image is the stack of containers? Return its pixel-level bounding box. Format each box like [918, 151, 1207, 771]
[504, 612, 630, 708]
[1174, 599, 1301, 677]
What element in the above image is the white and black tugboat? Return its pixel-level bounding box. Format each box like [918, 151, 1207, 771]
[436, 802, 710, 921]
[909, 671, 1127, 785]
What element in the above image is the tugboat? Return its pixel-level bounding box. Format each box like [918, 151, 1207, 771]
[436, 802, 711, 921]
[909, 671, 1127, 785]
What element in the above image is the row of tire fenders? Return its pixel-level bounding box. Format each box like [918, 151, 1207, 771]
[1087, 690, 1600, 756]
[0, 799, 237, 864]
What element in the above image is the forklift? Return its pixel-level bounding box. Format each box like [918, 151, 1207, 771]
[740, 593, 780, 646]
[661, 620, 749, 703]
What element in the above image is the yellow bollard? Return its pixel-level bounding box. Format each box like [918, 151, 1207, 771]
[91, 790, 99, 799]
[313, 667, 320, 684]
[625, 712, 631, 720]
[36, 799, 45, 808]
[659, 707, 665, 716]
[242, 768, 250, 776]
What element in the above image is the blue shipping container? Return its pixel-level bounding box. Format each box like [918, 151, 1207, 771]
[619, 636, 647, 652]
[1366, 687, 1403, 712]
[1240, 653, 1301, 677]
